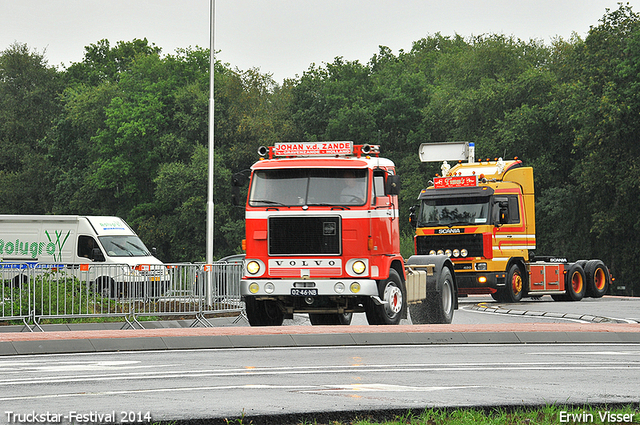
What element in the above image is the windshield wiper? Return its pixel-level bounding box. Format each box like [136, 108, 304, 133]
[418, 221, 441, 227]
[110, 241, 134, 256]
[447, 221, 470, 228]
[306, 203, 351, 210]
[251, 199, 287, 206]
[127, 241, 150, 255]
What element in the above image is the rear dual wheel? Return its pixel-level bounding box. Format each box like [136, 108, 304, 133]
[584, 260, 609, 298]
[552, 264, 586, 301]
[565, 264, 586, 301]
[409, 267, 455, 324]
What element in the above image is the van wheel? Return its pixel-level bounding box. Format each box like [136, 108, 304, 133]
[11, 274, 28, 289]
[309, 313, 353, 325]
[95, 277, 116, 298]
[365, 269, 406, 325]
[245, 297, 284, 326]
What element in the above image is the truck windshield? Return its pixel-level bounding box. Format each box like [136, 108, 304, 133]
[418, 196, 490, 227]
[99, 236, 152, 257]
[249, 168, 368, 207]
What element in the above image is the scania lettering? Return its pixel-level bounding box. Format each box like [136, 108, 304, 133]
[234, 141, 458, 326]
[411, 142, 611, 302]
[0, 215, 169, 298]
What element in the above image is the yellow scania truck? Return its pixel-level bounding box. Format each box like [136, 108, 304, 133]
[411, 142, 610, 303]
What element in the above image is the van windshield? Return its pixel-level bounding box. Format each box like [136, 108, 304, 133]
[99, 236, 151, 257]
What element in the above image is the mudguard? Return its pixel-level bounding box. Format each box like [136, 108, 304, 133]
[405, 254, 457, 300]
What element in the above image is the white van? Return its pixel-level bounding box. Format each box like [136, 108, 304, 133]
[0, 215, 168, 297]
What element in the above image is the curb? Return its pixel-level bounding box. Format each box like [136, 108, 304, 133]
[2, 331, 640, 357]
[469, 303, 633, 324]
[2, 323, 640, 356]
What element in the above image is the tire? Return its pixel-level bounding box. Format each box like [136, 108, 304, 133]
[410, 267, 455, 324]
[244, 297, 284, 326]
[11, 274, 28, 289]
[490, 291, 502, 302]
[584, 260, 609, 298]
[94, 277, 116, 298]
[565, 264, 586, 301]
[365, 268, 406, 325]
[309, 312, 353, 325]
[500, 264, 524, 303]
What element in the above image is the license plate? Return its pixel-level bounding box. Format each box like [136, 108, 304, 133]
[291, 288, 317, 296]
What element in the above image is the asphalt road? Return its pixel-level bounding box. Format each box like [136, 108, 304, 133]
[0, 295, 639, 424]
[1, 334, 639, 424]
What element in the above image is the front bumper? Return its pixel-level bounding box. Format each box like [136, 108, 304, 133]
[455, 270, 506, 293]
[241, 278, 379, 297]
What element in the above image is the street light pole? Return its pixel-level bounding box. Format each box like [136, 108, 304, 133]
[206, 0, 215, 264]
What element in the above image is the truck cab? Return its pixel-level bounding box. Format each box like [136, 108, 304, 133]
[238, 142, 408, 326]
[413, 158, 535, 298]
[414, 142, 610, 303]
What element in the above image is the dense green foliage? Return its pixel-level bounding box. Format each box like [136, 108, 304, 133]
[1, 5, 638, 293]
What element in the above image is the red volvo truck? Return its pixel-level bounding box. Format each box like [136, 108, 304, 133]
[234, 141, 457, 326]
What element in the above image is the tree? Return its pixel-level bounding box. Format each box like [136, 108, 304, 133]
[0, 42, 62, 213]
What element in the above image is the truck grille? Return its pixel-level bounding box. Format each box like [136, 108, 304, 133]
[415, 234, 485, 258]
[269, 216, 341, 255]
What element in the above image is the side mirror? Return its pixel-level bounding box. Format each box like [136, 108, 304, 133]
[409, 205, 417, 229]
[231, 171, 249, 206]
[386, 175, 401, 196]
[492, 197, 509, 226]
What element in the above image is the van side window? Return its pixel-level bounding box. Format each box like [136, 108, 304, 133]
[78, 236, 102, 261]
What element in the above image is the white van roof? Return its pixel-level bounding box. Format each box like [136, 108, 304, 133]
[85, 216, 135, 236]
[0, 215, 136, 237]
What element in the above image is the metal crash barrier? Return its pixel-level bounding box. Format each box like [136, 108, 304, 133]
[0, 262, 245, 331]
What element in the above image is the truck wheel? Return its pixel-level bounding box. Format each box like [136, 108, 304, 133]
[565, 264, 586, 301]
[584, 260, 609, 298]
[365, 268, 406, 325]
[501, 264, 524, 303]
[410, 267, 454, 324]
[244, 297, 284, 326]
[309, 313, 353, 325]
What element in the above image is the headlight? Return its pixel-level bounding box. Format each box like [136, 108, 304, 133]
[248, 283, 260, 293]
[246, 261, 261, 275]
[264, 282, 275, 294]
[437, 250, 444, 255]
[334, 282, 345, 293]
[350, 282, 361, 293]
[352, 260, 366, 275]
[461, 249, 468, 257]
[429, 250, 436, 255]
[476, 262, 488, 271]
[445, 249, 452, 257]
[453, 249, 460, 257]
